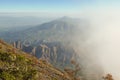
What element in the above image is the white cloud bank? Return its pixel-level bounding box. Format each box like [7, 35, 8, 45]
[77, 5, 120, 79]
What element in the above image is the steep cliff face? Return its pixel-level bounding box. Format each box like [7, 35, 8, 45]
[0, 39, 71, 80]
[12, 41, 77, 68]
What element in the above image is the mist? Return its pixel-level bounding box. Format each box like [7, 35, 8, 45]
[75, 8, 120, 79]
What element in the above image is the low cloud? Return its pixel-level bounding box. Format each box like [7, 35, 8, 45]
[76, 6, 120, 79]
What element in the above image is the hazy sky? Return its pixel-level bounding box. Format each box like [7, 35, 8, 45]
[0, 0, 119, 14]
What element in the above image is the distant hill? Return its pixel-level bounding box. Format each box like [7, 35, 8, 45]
[0, 16, 53, 28]
[0, 39, 71, 80]
[0, 17, 87, 42]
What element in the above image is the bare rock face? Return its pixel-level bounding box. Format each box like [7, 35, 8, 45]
[12, 41, 77, 68]
[31, 46, 36, 55]
[40, 44, 50, 61]
[52, 46, 57, 63]
[13, 41, 22, 49]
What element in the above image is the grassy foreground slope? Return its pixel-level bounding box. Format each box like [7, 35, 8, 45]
[0, 39, 70, 80]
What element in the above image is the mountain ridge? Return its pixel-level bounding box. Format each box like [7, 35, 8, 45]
[0, 17, 82, 42]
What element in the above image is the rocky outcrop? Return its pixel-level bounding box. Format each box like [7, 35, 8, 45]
[13, 41, 22, 49]
[12, 41, 77, 67]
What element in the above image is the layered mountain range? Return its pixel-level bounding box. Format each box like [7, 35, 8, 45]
[0, 17, 87, 42]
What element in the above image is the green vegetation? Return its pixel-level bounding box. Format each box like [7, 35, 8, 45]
[0, 48, 38, 80]
[0, 40, 70, 80]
